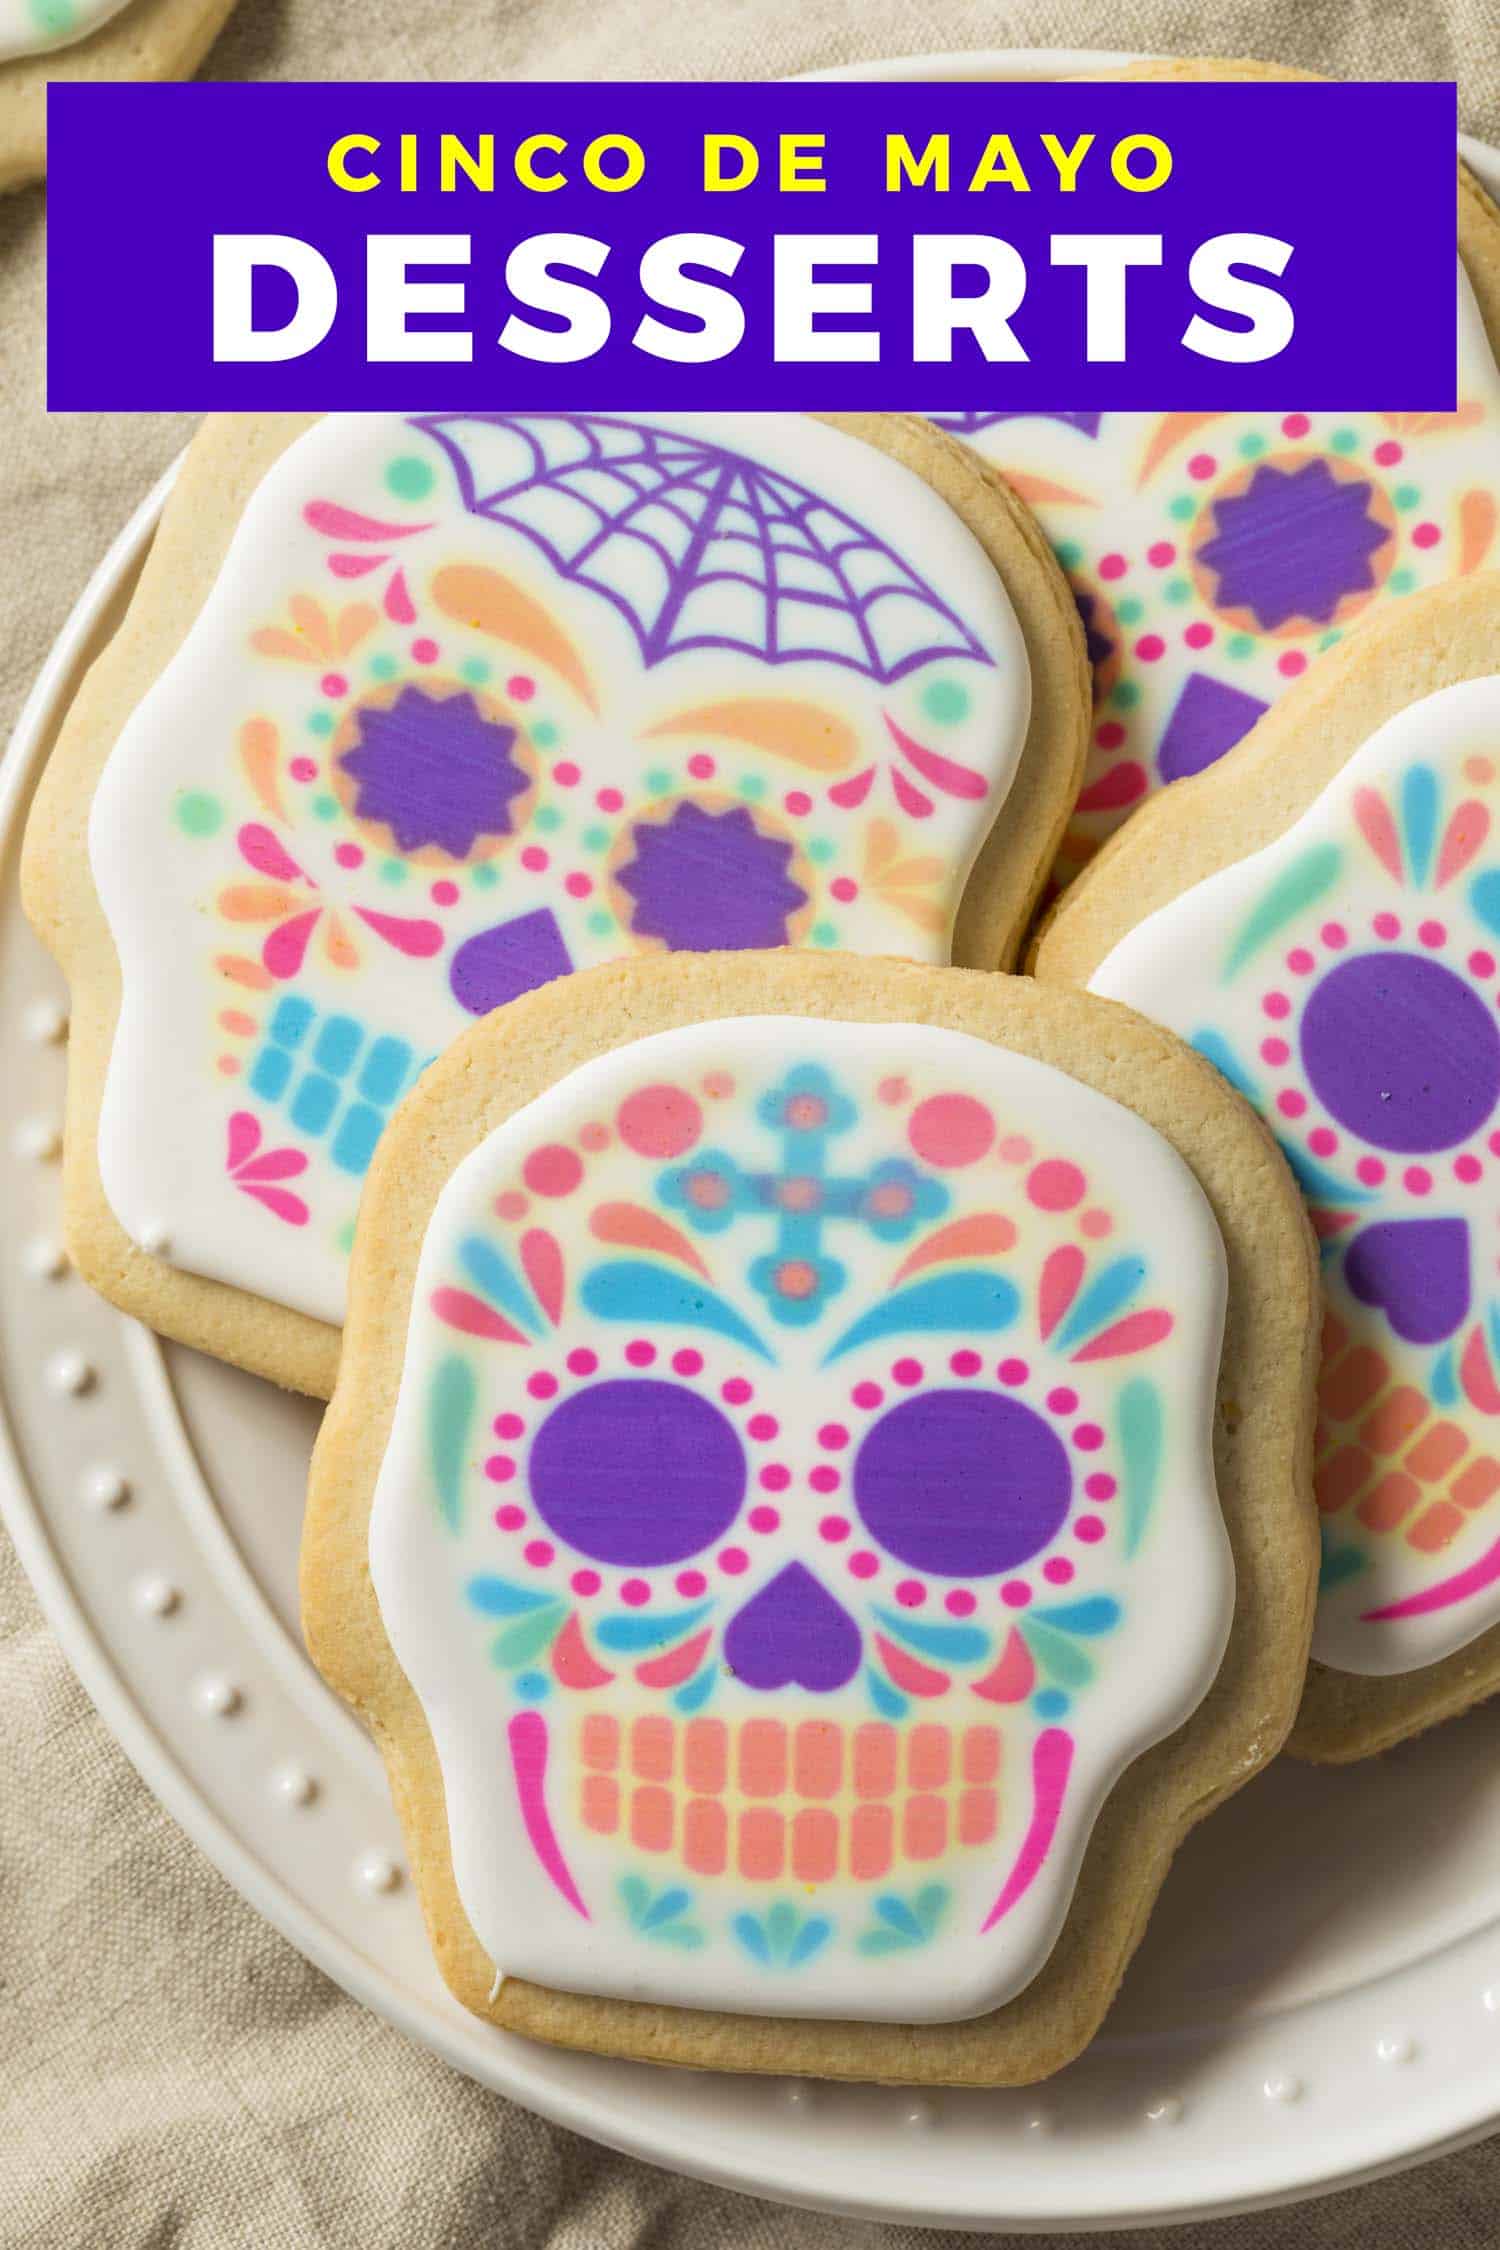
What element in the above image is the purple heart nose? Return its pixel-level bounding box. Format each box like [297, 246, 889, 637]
[723, 1563, 862, 1693]
[1344, 1216, 1471, 1345]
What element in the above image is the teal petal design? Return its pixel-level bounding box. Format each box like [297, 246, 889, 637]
[1279, 1141, 1372, 1206]
[866, 1663, 909, 1719]
[1191, 1028, 1259, 1105]
[824, 1271, 1018, 1363]
[1222, 842, 1343, 976]
[467, 1573, 555, 1616]
[672, 1664, 717, 1714]
[874, 1607, 991, 1664]
[1057, 1256, 1146, 1352]
[856, 1882, 950, 1954]
[580, 1261, 773, 1362]
[595, 1600, 712, 1653]
[490, 1607, 564, 1667]
[732, 1913, 770, 1964]
[1118, 1378, 1163, 1558]
[1019, 1617, 1095, 1688]
[1402, 763, 1438, 887]
[1433, 1343, 1459, 1408]
[460, 1233, 541, 1335]
[1318, 1537, 1367, 1592]
[428, 1354, 475, 1533]
[1471, 868, 1500, 937]
[1031, 1597, 1121, 1636]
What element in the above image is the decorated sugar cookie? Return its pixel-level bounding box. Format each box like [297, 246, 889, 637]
[0, 0, 133, 59]
[24, 411, 1086, 1396]
[933, 68, 1500, 886]
[0, 0, 238, 193]
[302, 953, 1317, 2081]
[1038, 576, 1500, 1759]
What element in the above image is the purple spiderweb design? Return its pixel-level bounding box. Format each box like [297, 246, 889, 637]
[928, 410, 1102, 439]
[338, 685, 529, 857]
[616, 802, 808, 951]
[408, 414, 994, 683]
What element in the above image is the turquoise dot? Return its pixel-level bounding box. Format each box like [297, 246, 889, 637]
[1330, 427, 1358, 454]
[1055, 539, 1084, 571]
[30, 1, 81, 30]
[739, 774, 767, 801]
[174, 791, 222, 838]
[461, 658, 491, 686]
[1112, 681, 1140, 711]
[308, 710, 335, 738]
[1318, 630, 1343, 651]
[806, 837, 834, 865]
[1115, 596, 1143, 626]
[811, 922, 837, 947]
[1033, 1688, 1070, 1720]
[472, 862, 499, 889]
[370, 654, 398, 681]
[1393, 484, 1420, 512]
[1164, 578, 1190, 605]
[312, 794, 338, 821]
[513, 1670, 549, 1703]
[385, 454, 435, 502]
[534, 805, 562, 834]
[1168, 495, 1196, 522]
[533, 720, 559, 749]
[920, 676, 971, 726]
[645, 768, 673, 796]
[582, 824, 610, 852]
[336, 1218, 357, 1254]
[381, 858, 407, 883]
[1238, 433, 1267, 459]
[587, 909, 613, 937]
[1227, 633, 1254, 659]
[1390, 567, 1417, 594]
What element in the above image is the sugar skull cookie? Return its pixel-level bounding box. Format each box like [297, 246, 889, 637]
[0, 0, 238, 193]
[301, 951, 1317, 2082]
[23, 411, 1087, 1395]
[933, 58, 1500, 887]
[1038, 575, 1500, 1759]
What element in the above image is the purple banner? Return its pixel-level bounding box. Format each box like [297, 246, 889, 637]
[47, 79, 1457, 411]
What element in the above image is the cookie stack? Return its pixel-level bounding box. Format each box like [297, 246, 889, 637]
[23, 60, 1500, 2089]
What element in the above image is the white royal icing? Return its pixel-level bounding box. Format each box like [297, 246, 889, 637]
[89, 412, 1031, 1328]
[0, 0, 132, 60]
[1092, 676, 1500, 1675]
[368, 1017, 1232, 2022]
[939, 261, 1500, 881]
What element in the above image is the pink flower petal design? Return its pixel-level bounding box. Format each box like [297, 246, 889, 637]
[354, 907, 444, 958]
[237, 822, 305, 885]
[240, 1183, 310, 1227]
[226, 1111, 262, 1173]
[262, 907, 322, 979]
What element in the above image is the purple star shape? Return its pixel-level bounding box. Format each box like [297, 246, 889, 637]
[1197, 458, 1391, 632]
[616, 802, 808, 951]
[338, 685, 530, 858]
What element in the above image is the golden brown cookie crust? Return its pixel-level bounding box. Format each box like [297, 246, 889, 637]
[1034, 576, 1500, 1761]
[301, 950, 1318, 2084]
[20, 412, 1087, 1398]
[0, 0, 239, 195]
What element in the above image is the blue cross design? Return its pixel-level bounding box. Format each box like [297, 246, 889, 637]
[658, 1064, 947, 1326]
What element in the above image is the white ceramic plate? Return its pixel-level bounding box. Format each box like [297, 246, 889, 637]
[5, 52, 1500, 2233]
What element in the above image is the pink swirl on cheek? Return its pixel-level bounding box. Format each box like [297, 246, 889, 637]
[237, 823, 304, 884]
[979, 1727, 1074, 1931]
[262, 908, 322, 979]
[508, 1711, 589, 1918]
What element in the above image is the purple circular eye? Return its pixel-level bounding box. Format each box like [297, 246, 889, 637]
[1300, 953, 1500, 1153]
[528, 1377, 745, 1567]
[852, 1389, 1072, 1579]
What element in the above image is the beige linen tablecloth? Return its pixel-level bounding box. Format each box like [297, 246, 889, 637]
[3, 4, 1498, 2242]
